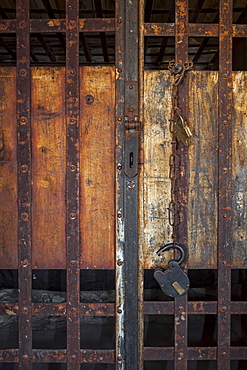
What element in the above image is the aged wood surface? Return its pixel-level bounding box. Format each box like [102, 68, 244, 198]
[80, 66, 115, 269]
[187, 71, 218, 269]
[143, 71, 218, 269]
[143, 71, 173, 269]
[32, 67, 66, 268]
[0, 68, 18, 268]
[232, 72, 247, 268]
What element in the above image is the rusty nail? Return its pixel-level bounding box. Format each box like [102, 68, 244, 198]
[117, 164, 122, 170]
[21, 212, 28, 220]
[70, 164, 76, 171]
[70, 69, 75, 75]
[117, 260, 123, 266]
[70, 260, 76, 266]
[117, 308, 122, 314]
[21, 165, 28, 173]
[117, 212, 122, 218]
[20, 69, 26, 76]
[21, 259, 28, 267]
[21, 117, 27, 124]
[117, 68, 122, 73]
[117, 117, 122, 122]
[70, 213, 76, 219]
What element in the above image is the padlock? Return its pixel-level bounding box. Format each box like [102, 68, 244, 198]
[154, 243, 190, 298]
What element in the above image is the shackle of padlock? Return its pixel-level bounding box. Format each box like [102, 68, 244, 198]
[156, 242, 186, 265]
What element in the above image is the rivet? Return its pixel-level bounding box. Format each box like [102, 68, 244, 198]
[70, 213, 76, 219]
[117, 356, 123, 361]
[85, 94, 94, 105]
[129, 85, 134, 90]
[223, 214, 227, 218]
[117, 308, 122, 314]
[71, 307, 76, 313]
[22, 354, 29, 360]
[117, 212, 122, 218]
[70, 20, 75, 26]
[129, 108, 134, 112]
[71, 355, 76, 360]
[117, 19, 122, 24]
[222, 351, 227, 356]
[22, 306, 28, 313]
[20, 69, 26, 76]
[21, 213, 28, 220]
[21, 259, 28, 267]
[19, 21, 26, 28]
[117, 164, 122, 170]
[222, 167, 228, 173]
[70, 260, 76, 266]
[70, 164, 76, 171]
[117, 68, 122, 73]
[70, 118, 75, 123]
[179, 306, 184, 312]
[70, 69, 75, 75]
[117, 117, 122, 122]
[20, 117, 27, 124]
[21, 165, 28, 173]
[222, 306, 227, 311]
[117, 260, 123, 266]
[223, 120, 228, 127]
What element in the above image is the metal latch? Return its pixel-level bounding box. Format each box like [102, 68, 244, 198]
[124, 115, 141, 178]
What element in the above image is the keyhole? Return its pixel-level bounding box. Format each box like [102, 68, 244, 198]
[129, 152, 134, 168]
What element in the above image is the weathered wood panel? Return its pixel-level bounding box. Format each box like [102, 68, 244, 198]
[143, 71, 218, 269]
[80, 67, 115, 269]
[232, 72, 247, 267]
[32, 67, 66, 268]
[0, 68, 18, 268]
[143, 71, 173, 269]
[187, 71, 218, 269]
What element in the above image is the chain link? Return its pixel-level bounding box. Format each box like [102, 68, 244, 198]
[168, 60, 193, 246]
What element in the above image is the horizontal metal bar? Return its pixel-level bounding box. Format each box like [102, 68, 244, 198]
[80, 350, 115, 363]
[144, 347, 217, 360]
[233, 24, 247, 37]
[33, 350, 67, 362]
[0, 350, 19, 362]
[0, 18, 115, 33]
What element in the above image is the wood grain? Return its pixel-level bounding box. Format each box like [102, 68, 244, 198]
[187, 71, 218, 268]
[0, 68, 18, 268]
[232, 72, 247, 267]
[32, 67, 66, 269]
[80, 67, 115, 269]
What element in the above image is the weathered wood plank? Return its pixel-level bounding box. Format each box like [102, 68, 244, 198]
[143, 71, 218, 269]
[80, 66, 115, 269]
[232, 72, 247, 268]
[32, 67, 66, 269]
[0, 68, 18, 268]
[187, 71, 218, 269]
[143, 71, 173, 269]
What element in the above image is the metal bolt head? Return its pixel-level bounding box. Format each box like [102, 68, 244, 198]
[20, 117, 27, 124]
[117, 308, 122, 314]
[20, 69, 26, 76]
[70, 213, 76, 219]
[70, 69, 75, 75]
[117, 260, 123, 266]
[70, 260, 76, 266]
[70, 164, 76, 172]
[117, 212, 122, 218]
[117, 68, 122, 73]
[117, 164, 122, 170]
[117, 18, 122, 24]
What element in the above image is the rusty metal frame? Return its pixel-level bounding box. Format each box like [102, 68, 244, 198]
[0, 0, 247, 368]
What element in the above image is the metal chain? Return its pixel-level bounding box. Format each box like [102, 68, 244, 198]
[168, 60, 193, 246]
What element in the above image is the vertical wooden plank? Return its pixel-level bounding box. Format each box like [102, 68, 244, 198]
[143, 70, 173, 269]
[232, 72, 247, 267]
[32, 67, 66, 269]
[0, 67, 17, 269]
[80, 66, 115, 270]
[187, 71, 218, 269]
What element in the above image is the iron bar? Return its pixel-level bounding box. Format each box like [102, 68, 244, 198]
[66, 1, 80, 368]
[16, 0, 32, 368]
[217, 0, 233, 368]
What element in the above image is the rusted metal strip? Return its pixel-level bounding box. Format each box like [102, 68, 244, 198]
[144, 347, 218, 360]
[66, 1, 80, 368]
[80, 303, 115, 316]
[144, 23, 219, 37]
[188, 23, 219, 36]
[16, 1, 32, 368]
[32, 303, 67, 316]
[0, 350, 19, 362]
[174, 0, 189, 369]
[32, 350, 67, 362]
[0, 303, 18, 316]
[232, 24, 247, 37]
[230, 348, 247, 359]
[143, 301, 218, 315]
[115, 0, 125, 368]
[144, 23, 175, 36]
[80, 350, 115, 363]
[143, 347, 174, 360]
[217, 1, 233, 368]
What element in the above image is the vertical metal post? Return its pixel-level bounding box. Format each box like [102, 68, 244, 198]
[16, 1, 32, 368]
[116, 0, 140, 369]
[66, 1, 80, 368]
[217, 0, 232, 368]
[175, 0, 189, 368]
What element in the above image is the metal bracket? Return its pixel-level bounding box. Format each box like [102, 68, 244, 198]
[124, 115, 140, 177]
